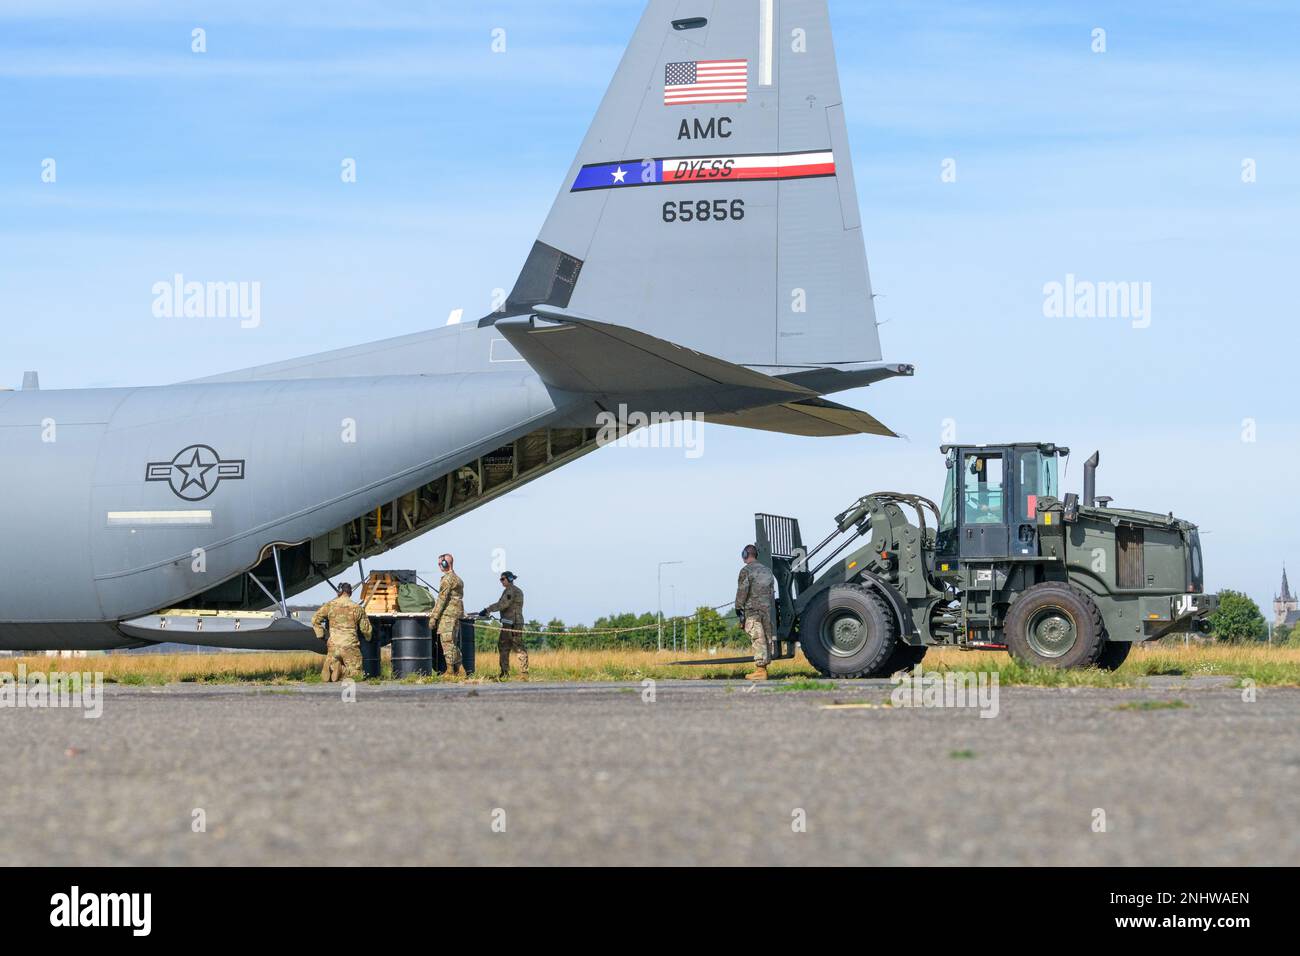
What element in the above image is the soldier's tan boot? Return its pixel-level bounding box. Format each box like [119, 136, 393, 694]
[745, 663, 769, 681]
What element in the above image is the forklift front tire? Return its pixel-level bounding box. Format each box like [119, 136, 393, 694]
[799, 583, 900, 679]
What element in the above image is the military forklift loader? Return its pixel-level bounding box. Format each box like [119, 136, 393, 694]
[756, 443, 1215, 676]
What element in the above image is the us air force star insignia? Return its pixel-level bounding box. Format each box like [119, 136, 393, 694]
[611, 166, 627, 183]
[145, 444, 245, 501]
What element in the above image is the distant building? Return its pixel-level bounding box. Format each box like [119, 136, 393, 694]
[0, 649, 94, 658]
[1275, 567, 1300, 629]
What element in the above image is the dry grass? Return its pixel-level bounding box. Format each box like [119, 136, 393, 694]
[923, 642, 1300, 687]
[3, 641, 1297, 686]
[0, 652, 320, 685]
[1117, 641, 1300, 685]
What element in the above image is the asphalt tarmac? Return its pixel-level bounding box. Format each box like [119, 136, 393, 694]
[2, 678, 1296, 866]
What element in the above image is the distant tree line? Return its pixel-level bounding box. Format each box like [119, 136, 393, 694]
[472, 606, 750, 651]
[1198, 589, 1298, 645]
[1207, 590, 1268, 643]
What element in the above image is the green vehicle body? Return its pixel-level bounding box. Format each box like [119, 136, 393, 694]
[757, 443, 1215, 673]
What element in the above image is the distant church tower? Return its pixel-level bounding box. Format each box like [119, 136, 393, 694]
[1276, 567, 1299, 629]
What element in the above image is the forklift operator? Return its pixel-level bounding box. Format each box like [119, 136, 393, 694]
[966, 455, 1003, 524]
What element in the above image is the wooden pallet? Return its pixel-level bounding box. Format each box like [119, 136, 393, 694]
[361, 573, 401, 615]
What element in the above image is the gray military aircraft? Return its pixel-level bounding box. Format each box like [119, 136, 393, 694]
[0, 0, 911, 651]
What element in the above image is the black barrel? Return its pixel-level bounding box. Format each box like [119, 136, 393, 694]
[433, 619, 477, 675]
[391, 617, 433, 677]
[459, 618, 477, 676]
[359, 618, 383, 679]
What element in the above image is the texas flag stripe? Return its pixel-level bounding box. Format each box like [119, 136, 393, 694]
[570, 151, 835, 192]
[662, 151, 835, 183]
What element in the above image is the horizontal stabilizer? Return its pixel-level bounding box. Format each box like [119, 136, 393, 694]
[772, 362, 914, 394]
[497, 306, 815, 406]
[709, 397, 898, 438]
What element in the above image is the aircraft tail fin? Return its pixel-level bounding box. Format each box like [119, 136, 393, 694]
[492, 0, 881, 369]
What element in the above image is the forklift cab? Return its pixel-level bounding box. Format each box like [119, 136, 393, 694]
[936, 443, 1067, 562]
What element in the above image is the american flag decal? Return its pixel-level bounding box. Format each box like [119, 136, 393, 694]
[664, 59, 748, 105]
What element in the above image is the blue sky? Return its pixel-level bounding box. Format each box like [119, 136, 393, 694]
[2, 1, 1297, 624]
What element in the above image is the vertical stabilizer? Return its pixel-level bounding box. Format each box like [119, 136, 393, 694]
[496, 0, 880, 369]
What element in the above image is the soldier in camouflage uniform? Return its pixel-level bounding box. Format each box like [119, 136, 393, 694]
[735, 544, 776, 680]
[481, 571, 527, 680]
[429, 553, 465, 677]
[312, 582, 374, 682]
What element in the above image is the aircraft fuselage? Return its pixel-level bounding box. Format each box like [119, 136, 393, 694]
[0, 323, 576, 649]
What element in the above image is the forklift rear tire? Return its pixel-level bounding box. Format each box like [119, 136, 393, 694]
[799, 584, 900, 678]
[1004, 583, 1107, 669]
[1095, 640, 1132, 671]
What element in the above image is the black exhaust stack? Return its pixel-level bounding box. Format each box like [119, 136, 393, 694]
[1083, 451, 1100, 507]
